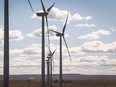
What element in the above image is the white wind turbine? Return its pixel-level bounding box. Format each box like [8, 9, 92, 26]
[50, 13, 71, 87]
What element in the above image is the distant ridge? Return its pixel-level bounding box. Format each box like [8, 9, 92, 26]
[0, 74, 116, 80]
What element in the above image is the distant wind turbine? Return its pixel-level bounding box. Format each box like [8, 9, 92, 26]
[3, 0, 33, 87]
[50, 13, 71, 87]
[46, 47, 56, 87]
[36, 0, 55, 87]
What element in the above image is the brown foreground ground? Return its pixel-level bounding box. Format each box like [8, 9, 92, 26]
[0, 80, 116, 87]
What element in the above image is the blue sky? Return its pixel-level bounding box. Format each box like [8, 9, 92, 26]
[0, 0, 116, 75]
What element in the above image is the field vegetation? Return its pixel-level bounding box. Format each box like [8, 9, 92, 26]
[0, 80, 116, 87]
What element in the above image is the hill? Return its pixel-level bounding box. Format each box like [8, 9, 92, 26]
[0, 74, 116, 81]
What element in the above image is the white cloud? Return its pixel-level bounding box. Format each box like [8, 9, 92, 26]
[27, 25, 58, 39]
[9, 30, 24, 41]
[69, 47, 84, 54]
[79, 29, 110, 40]
[71, 13, 83, 20]
[27, 29, 42, 38]
[63, 55, 111, 66]
[84, 16, 93, 20]
[0, 27, 3, 38]
[68, 41, 116, 53]
[5, 55, 116, 75]
[80, 41, 116, 53]
[10, 44, 42, 56]
[9, 40, 116, 59]
[31, 7, 93, 22]
[111, 27, 116, 32]
[27, 25, 70, 40]
[0, 27, 24, 46]
[31, 7, 70, 21]
[74, 23, 96, 28]
[48, 7, 70, 21]
[48, 7, 93, 21]
[22, 44, 41, 55]
[72, 14, 92, 21]
[10, 49, 23, 56]
[27, 25, 57, 38]
[62, 55, 116, 74]
[0, 51, 3, 56]
[0, 27, 4, 45]
[10, 56, 41, 67]
[0, 40, 3, 46]
[10, 42, 71, 59]
[1, 41, 116, 74]
[9, 56, 41, 74]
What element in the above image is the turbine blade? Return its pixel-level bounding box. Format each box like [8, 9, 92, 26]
[63, 36, 72, 62]
[52, 49, 56, 55]
[51, 56, 55, 71]
[62, 13, 69, 34]
[47, 3, 55, 12]
[47, 45, 52, 53]
[50, 30, 60, 34]
[45, 16, 50, 48]
[51, 49, 56, 71]
[28, 0, 33, 11]
[40, 0, 46, 13]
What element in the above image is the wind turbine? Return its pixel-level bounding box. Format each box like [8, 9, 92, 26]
[50, 50, 56, 87]
[50, 13, 71, 87]
[36, 0, 55, 87]
[46, 48, 56, 87]
[3, 0, 33, 87]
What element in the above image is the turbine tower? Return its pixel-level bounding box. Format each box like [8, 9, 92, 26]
[50, 13, 71, 87]
[46, 58, 50, 85]
[36, 0, 54, 87]
[3, 0, 33, 87]
[46, 48, 56, 87]
[4, 0, 9, 87]
[49, 50, 56, 87]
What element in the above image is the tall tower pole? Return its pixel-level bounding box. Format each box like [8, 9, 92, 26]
[46, 60, 50, 85]
[59, 36, 62, 87]
[42, 15, 45, 87]
[36, 12, 48, 87]
[50, 58, 53, 87]
[4, 0, 9, 87]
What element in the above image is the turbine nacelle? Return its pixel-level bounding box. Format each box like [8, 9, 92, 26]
[56, 33, 64, 36]
[50, 30, 64, 36]
[47, 56, 51, 59]
[48, 53, 53, 56]
[36, 12, 48, 16]
[46, 59, 49, 61]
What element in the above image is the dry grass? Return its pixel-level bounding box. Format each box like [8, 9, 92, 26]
[0, 80, 116, 87]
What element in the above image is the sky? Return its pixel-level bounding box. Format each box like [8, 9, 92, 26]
[0, 0, 116, 75]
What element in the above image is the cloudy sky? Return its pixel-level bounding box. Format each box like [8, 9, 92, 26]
[0, 0, 116, 75]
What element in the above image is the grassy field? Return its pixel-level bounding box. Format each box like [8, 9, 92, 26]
[0, 80, 116, 87]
